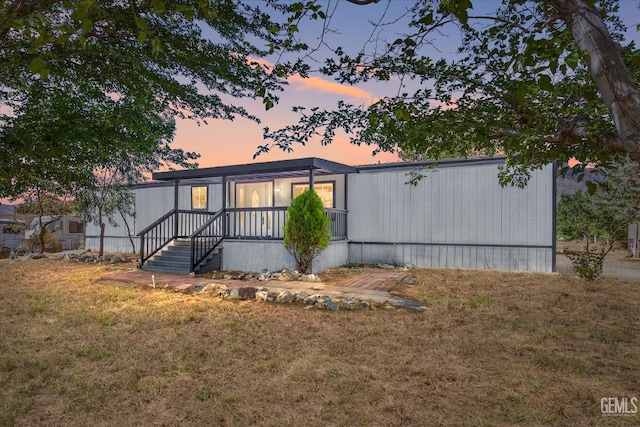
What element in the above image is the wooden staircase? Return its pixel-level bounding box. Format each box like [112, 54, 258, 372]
[141, 239, 222, 275]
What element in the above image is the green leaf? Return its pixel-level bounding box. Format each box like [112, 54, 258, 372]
[151, 0, 166, 14]
[151, 37, 162, 56]
[135, 17, 149, 32]
[538, 75, 553, 92]
[268, 25, 280, 34]
[418, 13, 434, 26]
[586, 180, 597, 196]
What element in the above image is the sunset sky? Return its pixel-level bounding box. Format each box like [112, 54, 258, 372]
[171, 0, 457, 169]
[170, 0, 640, 171]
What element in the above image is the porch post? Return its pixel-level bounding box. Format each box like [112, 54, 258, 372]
[222, 176, 227, 238]
[173, 179, 179, 239]
[344, 172, 348, 238]
[309, 168, 315, 190]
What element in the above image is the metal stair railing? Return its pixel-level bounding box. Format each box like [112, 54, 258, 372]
[138, 209, 218, 268]
[189, 209, 225, 273]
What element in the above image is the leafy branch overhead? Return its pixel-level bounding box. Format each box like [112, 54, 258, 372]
[263, 0, 640, 184]
[0, 0, 311, 198]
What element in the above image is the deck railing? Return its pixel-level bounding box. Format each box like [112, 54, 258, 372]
[138, 209, 217, 266]
[325, 208, 347, 240]
[139, 206, 348, 270]
[225, 207, 347, 240]
[225, 207, 288, 239]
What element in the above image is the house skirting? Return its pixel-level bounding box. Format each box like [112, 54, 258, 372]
[222, 239, 348, 274]
[347, 242, 553, 273]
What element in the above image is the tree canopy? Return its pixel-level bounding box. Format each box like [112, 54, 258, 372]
[0, 0, 310, 198]
[3, 0, 639, 195]
[263, 0, 640, 185]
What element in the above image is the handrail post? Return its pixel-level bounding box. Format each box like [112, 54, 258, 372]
[173, 179, 179, 240]
[139, 234, 145, 268]
[190, 238, 195, 274]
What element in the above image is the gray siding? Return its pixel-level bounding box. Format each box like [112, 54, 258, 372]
[347, 162, 554, 272]
[223, 240, 348, 273]
[84, 182, 222, 253]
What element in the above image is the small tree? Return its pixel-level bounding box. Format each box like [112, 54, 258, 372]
[283, 189, 331, 274]
[18, 186, 73, 253]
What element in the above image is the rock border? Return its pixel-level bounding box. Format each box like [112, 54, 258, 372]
[186, 283, 425, 312]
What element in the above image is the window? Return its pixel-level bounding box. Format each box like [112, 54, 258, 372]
[192, 186, 207, 210]
[292, 182, 334, 208]
[68, 221, 84, 234]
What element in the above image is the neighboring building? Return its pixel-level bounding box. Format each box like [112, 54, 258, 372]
[0, 218, 24, 249]
[24, 216, 85, 251]
[85, 156, 556, 274]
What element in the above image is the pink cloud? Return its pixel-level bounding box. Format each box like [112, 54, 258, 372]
[289, 75, 372, 100]
[247, 56, 372, 101]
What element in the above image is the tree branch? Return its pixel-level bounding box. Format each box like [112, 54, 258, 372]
[346, 0, 381, 5]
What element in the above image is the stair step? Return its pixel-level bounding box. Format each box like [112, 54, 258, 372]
[141, 265, 192, 275]
[146, 259, 193, 269]
[142, 239, 223, 275]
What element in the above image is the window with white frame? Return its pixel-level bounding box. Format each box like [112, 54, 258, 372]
[292, 182, 334, 208]
[191, 186, 207, 210]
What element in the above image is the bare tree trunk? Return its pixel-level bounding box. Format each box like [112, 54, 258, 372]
[98, 208, 104, 257]
[38, 227, 46, 254]
[547, 0, 640, 160]
[119, 208, 136, 253]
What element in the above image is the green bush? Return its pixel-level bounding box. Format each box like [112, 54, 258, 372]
[565, 247, 608, 281]
[556, 189, 628, 243]
[25, 230, 61, 253]
[283, 189, 331, 274]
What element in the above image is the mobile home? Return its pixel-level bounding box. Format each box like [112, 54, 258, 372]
[85, 157, 555, 274]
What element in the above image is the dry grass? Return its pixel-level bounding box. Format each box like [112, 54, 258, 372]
[1, 259, 638, 426]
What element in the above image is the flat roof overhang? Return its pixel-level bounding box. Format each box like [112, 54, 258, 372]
[152, 157, 358, 182]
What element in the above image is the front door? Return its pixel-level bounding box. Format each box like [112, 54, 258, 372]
[235, 182, 272, 237]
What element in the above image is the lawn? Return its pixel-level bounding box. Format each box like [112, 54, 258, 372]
[0, 258, 638, 426]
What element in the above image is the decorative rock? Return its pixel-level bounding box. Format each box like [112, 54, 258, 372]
[279, 268, 298, 282]
[191, 283, 206, 293]
[293, 291, 308, 302]
[377, 263, 394, 269]
[202, 283, 227, 295]
[318, 299, 338, 311]
[303, 295, 317, 305]
[359, 300, 371, 310]
[237, 287, 257, 300]
[315, 295, 332, 305]
[340, 296, 358, 310]
[223, 274, 233, 280]
[385, 296, 407, 308]
[110, 257, 124, 264]
[255, 290, 275, 302]
[257, 270, 270, 281]
[301, 274, 321, 283]
[403, 300, 426, 312]
[275, 290, 294, 303]
[228, 288, 240, 300]
[30, 253, 46, 260]
[403, 263, 415, 270]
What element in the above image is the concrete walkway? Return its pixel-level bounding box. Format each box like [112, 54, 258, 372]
[99, 268, 425, 310]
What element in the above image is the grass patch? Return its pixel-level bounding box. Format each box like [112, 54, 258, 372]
[0, 258, 638, 426]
